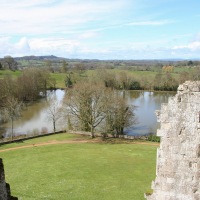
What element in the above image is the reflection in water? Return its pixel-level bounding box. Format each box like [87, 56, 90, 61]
[0, 89, 175, 138]
[0, 89, 65, 138]
[125, 91, 175, 135]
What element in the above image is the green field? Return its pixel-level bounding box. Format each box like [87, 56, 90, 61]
[0, 133, 157, 200]
[0, 70, 22, 78]
[50, 72, 66, 88]
[85, 68, 182, 81]
[1, 66, 191, 89]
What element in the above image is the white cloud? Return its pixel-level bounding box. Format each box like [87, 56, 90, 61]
[173, 42, 200, 51]
[0, 1, 199, 59]
[0, 35, 198, 60]
[0, 0, 57, 8]
[126, 20, 174, 26]
[0, 37, 12, 56]
[170, 37, 200, 59]
[16, 37, 30, 52]
[78, 32, 98, 39]
[0, 37, 30, 56]
[29, 37, 80, 55]
[0, 0, 127, 35]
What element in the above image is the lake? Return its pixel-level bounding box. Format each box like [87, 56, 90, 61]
[0, 89, 175, 138]
[124, 90, 175, 135]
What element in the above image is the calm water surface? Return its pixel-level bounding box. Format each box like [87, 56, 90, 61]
[0, 90, 175, 138]
[124, 91, 175, 135]
[0, 90, 65, 138]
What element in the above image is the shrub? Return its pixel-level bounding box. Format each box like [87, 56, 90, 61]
[147, 134, 160, 142]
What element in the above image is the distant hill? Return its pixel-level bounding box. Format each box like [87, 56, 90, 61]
[14, 55, 66, 61]
[13, 55, 190, 63]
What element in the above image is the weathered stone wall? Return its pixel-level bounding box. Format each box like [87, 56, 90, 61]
[0, 158, 8, 200]
[0, 158, 18, 200]
[146, 81, 200, 200]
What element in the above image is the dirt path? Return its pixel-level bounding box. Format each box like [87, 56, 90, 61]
[0, 139, 159, 153]
[0, 139, 95, 153]
[132, 142, 159, 146]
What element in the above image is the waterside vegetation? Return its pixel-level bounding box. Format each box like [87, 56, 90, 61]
[0, 56, 200, 140]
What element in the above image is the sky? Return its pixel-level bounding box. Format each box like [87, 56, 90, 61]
[0, 0, 200, 60]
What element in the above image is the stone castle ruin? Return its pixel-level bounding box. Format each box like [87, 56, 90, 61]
[0, 158, 18, 200]
[146, 81, 200, 200]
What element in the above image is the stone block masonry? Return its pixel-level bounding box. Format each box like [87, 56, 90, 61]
[0, 158, 18, 200]
[146, 81, 200, 200]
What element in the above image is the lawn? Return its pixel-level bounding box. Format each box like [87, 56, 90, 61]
[0, 133, 157, 200]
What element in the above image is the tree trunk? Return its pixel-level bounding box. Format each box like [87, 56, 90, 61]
[91, 127, 95, 138]
[67, 116, 72, 130]
[53, 120, 56, 133]
[11, 118, 14, 141]
[120, 127, 124, 135]
[44, 80, 47, 97]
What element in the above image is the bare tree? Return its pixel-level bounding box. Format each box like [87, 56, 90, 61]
[96, 69, 117, 89]
[191, 67, 200, 81]
[117, 71, 132, 90]
[45, 60, 54, 73]
[1, 96, 23, 140]
[61, 60, 68, 73]
[179, 72, 190, 84]
[64, 82, 106, 138]
[64, 81, 137, 138]
[104, 91, 137, 137]
[73, 63, 86, 75]
[46, 95, 62, 133]
[17, 68, 55, 101]
[0, 76, 16, 105]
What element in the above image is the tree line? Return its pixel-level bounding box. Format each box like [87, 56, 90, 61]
[66, 69, 179, 91]
[75, 68, 200, 91]
[0, 68, 56, 139]
[1, 55, 199, 92]
[0, 68, 55, 103]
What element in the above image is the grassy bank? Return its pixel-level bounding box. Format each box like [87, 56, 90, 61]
[0, 133, 157, 200]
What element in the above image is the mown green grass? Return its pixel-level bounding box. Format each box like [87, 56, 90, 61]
[173, 67, 193, 73]
[0, 70, 66, 88]
[0, 133, 157, 200]
[0, 133, 83, 150]
[0, 70, 22, 79]
[85, 68, 180, 82]
[50, 72, 66, 88]
[112, 69, 180, 80]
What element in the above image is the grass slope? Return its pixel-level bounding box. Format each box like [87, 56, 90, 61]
[0, 133, 157, 200]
